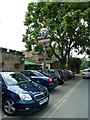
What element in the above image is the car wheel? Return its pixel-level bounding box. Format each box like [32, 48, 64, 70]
[3, 98, 16, 116]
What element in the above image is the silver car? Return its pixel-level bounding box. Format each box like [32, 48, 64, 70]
[82, 68, 90, 79]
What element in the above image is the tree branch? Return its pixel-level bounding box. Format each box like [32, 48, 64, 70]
[49, 43, 61, 60]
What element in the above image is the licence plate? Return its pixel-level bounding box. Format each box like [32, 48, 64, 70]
[39, 97, 48, 105]
[53, 78, 57, 81]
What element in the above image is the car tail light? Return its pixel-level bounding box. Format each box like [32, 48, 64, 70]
[48, 78, 52, 82]
[58, 73, 61, 78]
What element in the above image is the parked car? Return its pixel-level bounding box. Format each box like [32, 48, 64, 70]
[45, 69, 64, 85]
[43, 69, 59, 83]
[0, 72, 49, 115]
[21, 70, 58, 90]
[82, 68, 90, 79]
[64, 69, 75, 79]
[67, 70, 75, 77]
[58, 69, 68, 81]
[55, 70, 65, 84]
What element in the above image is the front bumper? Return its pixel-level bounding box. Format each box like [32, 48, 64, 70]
[15, 96, 49, 113]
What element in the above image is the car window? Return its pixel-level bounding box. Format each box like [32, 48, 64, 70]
[22, 71, 36, 77]
[29, 71, 37, 76]
[83, 70, 88, 72]
[0, 74, 2, 85]
[32, 71, 45, 77]
[22, 71, 29, 76]
[2, 73, 32, 86]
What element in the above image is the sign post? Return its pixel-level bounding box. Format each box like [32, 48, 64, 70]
[43, 44, 46, 72]
[37, 28, 50, 72]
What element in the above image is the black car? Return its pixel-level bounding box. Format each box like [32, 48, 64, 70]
[45, 69, 64, 85]
[54, 70, 64, 84]
[0, 72, 49, 115]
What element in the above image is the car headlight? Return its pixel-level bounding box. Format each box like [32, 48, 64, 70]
[19, 94, 32, 101]
[44, 86, 49, 95]
[44, 86, 48, 91]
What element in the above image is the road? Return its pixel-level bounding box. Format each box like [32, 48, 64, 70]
[1, 75, 88, 119]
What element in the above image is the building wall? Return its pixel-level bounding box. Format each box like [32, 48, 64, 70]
[23, 50, 43, 62]
[0, 48, 24, 72]
[0, 49, 2, 71]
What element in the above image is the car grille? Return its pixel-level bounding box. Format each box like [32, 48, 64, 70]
[34, 91, 47, 101]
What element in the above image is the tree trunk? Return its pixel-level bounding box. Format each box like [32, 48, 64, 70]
[49, 43, 66, 69]
[67, 51, 70, 69]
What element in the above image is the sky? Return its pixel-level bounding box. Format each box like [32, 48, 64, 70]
[0, 0, 37, 51]
[0, 0, 88, 58]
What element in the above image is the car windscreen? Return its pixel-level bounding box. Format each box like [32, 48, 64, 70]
[2, 73, 32, 86]
[83, 69, 90, 72]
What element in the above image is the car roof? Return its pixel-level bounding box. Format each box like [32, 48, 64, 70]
[83, 68, 90, 70]
[83, 68, 90, 71]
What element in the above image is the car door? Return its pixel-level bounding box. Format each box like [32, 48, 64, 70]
[28, 71, 41, 84]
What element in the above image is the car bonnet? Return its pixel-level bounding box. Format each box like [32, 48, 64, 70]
[7, 82, 46, 96]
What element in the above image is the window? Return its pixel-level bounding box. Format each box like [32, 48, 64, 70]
[2, 73, 32, 86]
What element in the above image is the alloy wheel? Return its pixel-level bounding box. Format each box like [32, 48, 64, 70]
[3, 98, 16, 115]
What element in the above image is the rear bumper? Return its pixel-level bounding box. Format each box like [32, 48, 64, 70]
[82, 74, 90, 78]
[48, 82, 58, 89]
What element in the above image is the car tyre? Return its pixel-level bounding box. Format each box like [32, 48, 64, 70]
[3, 98, 16, 116]
[82, 77, 86, 79]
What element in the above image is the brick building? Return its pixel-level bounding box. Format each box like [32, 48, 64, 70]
[23, 50, 43, 62]
[0, 47, 24, 72]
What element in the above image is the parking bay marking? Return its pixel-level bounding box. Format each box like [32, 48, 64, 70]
[40, 80, 82, 118]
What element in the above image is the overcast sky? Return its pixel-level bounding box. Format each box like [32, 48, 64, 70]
[0, 0, 37, 51]
[0, 0, 87, 58]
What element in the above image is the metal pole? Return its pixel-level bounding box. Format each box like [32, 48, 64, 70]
[42, 44, 46, 72]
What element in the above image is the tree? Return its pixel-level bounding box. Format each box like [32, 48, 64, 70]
[46, 47, 53, 60]
[70, 58, 82, 73]
[81, 58, 89, 70]
[23, 2, 90, 68]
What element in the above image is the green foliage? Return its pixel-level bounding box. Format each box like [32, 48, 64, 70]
[46, 47, 53, 59]
[23, 2, 90, 68]
[81, 58, 90, 69]
[70, 57, 82, 73]
[34, 45, 43, 54]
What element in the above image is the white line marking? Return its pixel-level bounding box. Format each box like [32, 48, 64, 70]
[40, 80, 82, 119]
